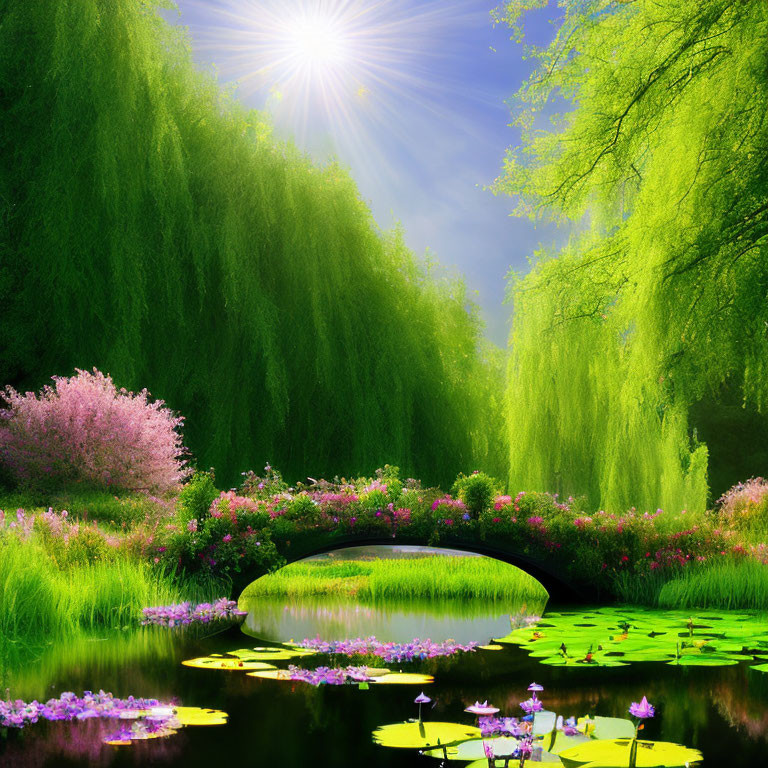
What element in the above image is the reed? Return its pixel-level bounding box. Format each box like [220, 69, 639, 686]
[611, 560, 768, 610]
[655, 561, 768, 610]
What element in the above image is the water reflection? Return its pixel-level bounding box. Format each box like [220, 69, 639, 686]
[240, 594, 542, 645]
[3, 602, 768, 767]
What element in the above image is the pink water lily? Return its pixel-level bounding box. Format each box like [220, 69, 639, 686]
[465, 700, 500, 716]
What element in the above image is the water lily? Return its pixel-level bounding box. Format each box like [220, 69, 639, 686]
[629, 696, 655, 719]
[415, 691, 431, 722]
[556, 715, 579, 736]
[520, 692, 543, 714]
[465, 700, 500, 716]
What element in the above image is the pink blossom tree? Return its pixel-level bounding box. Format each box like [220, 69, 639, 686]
[0, 369, 189, 492]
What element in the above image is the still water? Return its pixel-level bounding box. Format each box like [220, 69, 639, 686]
[2, 595, 768, 766]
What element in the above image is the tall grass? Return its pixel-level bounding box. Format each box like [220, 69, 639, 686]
[242, 556, 548, 603]
[0, 536, 181, 641]
[656, 561, 768, 610]
[612, 560, 768, 610]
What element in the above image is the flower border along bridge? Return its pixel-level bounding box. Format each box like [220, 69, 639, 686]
[234, 528, 591, 605]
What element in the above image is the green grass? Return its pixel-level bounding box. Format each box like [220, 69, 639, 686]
[241, 555, 548, 603]
[0, 535, 220, 642]
[656, 561, 768, 610]
[0, 488, 171, 527]
[612, 560, 768, 610]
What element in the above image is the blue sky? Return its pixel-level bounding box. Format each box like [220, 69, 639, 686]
[173, 1, 563, 346]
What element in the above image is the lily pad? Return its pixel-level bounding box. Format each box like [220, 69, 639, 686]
[247, 669, 294, 681]
[666, 656, 739, 666]
[173, 707, 228, 726]
[590, 717, 636, 740]
[371, 672, 434, 685]
[559, 738, 702, 768]
[542, 731, 591, 754]
[181, 656, 277, 671]
[372, 721, 481, 748]
[423, 736, 519, 760]
[230, 647, 317, 661]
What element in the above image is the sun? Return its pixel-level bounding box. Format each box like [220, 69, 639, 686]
[287, 14, 350, 73]
[179, 0, 475, 172]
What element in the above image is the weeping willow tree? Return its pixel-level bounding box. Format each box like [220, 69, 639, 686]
[0, 0, 505, 487]
[497, 0, 768, 511]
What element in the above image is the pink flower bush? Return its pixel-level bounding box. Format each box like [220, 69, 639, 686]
[0, 369, 189, 492]
[716, 478, 768, 530]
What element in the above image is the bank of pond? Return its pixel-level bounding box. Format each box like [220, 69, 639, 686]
[3, 572, 768, 766]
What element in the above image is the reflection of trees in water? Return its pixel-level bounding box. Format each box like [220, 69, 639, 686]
[712, 674, 768, 742]
[241, 594, 532, 646]
[1, 629, 182, 701]
[0, 716, 185, 768]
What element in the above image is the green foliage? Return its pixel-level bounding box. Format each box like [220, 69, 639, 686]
[0, 535, 179, 641]
[0, 0, 505, 488]
[496, 0, 768, 511]
[177, 471, 219, 524]
[451, 471, 501, 518]
[0, 488, 170, 527]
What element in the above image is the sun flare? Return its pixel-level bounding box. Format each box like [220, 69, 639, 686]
[180, 0, 476, 179]
[287, 14, 350, 72]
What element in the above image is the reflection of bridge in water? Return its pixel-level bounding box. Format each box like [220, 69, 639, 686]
[235, 533, 590, 605]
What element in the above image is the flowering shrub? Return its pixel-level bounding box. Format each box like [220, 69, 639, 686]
[0, 369, 188, 493]
[6, 463, 768, 603]
[716, 478, 768, 532]
[177, 470, 219, 524]
[451, 471, 501, 518]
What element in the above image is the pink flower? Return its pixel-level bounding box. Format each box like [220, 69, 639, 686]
[222, 534, 232, 543]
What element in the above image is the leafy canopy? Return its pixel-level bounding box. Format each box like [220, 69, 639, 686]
[496, 0, 768, 510]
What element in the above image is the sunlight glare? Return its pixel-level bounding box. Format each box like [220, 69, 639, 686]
[289, 15, 349, 71]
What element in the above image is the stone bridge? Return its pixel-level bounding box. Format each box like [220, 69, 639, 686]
[235, 531, 590, 605]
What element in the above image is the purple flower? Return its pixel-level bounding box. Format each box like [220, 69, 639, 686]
[414, 692, 431, 704]
[222, 534, 232, 543]
[629, 696, 655, 719]
[520, 693, 543, 714]
[483, 742, 495, 759]
[527, 682, 544, 692]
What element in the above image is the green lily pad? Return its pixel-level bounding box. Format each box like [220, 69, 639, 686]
[590, 716, 636, 740]
[230, 647, 317, 661]
[666, 656, 739, 666]
[423, 736, 519, 761]
[542, 731, 591, 754]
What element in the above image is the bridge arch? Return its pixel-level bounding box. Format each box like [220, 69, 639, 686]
[236, 535, 589, 605]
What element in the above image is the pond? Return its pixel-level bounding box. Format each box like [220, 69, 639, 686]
[2, 561, 768, 766]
